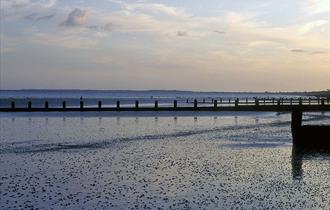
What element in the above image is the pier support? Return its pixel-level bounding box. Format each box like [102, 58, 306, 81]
[174, 100, 177, 109]
[235, 99, 239, 107]
[291, 110, 302, 143]
[291, 109, 330, 149]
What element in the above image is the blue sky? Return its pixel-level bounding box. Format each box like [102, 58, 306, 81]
[0, 0, 329, 91]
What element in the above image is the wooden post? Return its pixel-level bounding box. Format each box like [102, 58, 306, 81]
[255, 99, 259, 106]
[174, 100, 177, 109]
[277, 99, 280, 106]
[11, 101, 15, 109]
[263, 98, 266, 104]
[155, 100, 158, 109]
[299, 98, 302, 106]
[214, 100, 217, 108]
[186, 99, 189, 103]
[290, 98, 293, 105]
[246, 98, 248, 104]
[45, 101, 49, 109]
[135, 100, 139, 109]
[235, 99, 239, 107]
[80, 100, 84, 109]
[291, 109, 302, 141]
[194, 99, 197, 109]
[211, 98, 214, 103]
[28, 101, 32, 109]
[203, 98, 205, 103]
[220, 98, 222, 104]
[98, 101, 102, 109]
[62, 101, 66, 109]
[116, 101, 120, 109]
[308, 97, 311, 104]
[321, 99, 325, 106]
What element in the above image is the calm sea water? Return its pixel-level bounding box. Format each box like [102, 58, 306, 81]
[0, 90, 329, 209]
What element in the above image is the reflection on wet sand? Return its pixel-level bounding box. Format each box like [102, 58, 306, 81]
[291, 146, 304, 180]
[292, 145, 330, 180]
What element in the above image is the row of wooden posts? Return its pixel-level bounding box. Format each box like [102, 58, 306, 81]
[8, 98, 329, 110]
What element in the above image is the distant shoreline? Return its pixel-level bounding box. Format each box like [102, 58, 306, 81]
[1, 89, 329, 93]
[0, 89, 329, 98]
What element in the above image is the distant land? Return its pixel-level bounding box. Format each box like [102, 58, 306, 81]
[1, 89, 329, 98]
[288, 90, 330, 98]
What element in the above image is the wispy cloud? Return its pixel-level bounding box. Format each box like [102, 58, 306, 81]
[303, 0, 330, 15]
[299, 20, 328, 34]
[291, 49, 305, 53]
[109, 0, 187, 18]
[213, 30, 225, 34]
[1, 0, 57, 9]
[24, 12, 56, 22]
[311, 50, 326, 54]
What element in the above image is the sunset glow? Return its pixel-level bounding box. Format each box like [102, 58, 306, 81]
[1, 0, 329, 91]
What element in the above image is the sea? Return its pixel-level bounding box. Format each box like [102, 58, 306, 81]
[0, 90, 329, 209]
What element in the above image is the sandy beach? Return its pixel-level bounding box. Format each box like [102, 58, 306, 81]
[1, 112, 329, 209]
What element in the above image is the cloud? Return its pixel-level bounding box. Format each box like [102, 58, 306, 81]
[311, 50, 326, 54]
[290, 49, 328, 54]
[303, 0, 330, 15]
[110, 1, 186, 18]
[213, 30, 225, 34]
[177, 31, 188, 37]
[103, 23, 116, 31]
[61, 8, 89, 27]
[24, 12, 55, 21]
[291, 49, 305, 53]
[2, 0, 57, 9]
[1, 0, 57, 20]
[299, 20, 328, 34]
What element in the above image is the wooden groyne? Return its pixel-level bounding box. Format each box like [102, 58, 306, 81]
[292, 110, 330, 149]
[1, 98, 330, 112]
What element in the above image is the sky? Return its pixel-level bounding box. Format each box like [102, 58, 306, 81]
[0, 0, 329, 91]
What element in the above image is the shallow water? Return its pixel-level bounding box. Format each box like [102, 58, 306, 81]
[0, 112, 329, 209]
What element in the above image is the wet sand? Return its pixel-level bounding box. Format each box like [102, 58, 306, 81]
[1, 113, 329, 209]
